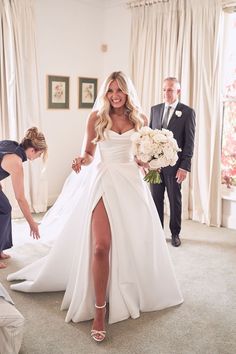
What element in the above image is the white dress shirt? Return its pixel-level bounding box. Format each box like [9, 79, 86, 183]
[163, 100, 179, 126]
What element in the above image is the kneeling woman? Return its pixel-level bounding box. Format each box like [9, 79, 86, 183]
[0, 127, 47, 269]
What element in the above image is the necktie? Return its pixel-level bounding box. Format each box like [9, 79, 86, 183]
[162, 106, 171, 129]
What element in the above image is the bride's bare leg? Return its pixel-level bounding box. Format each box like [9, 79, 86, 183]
[91, 198, 111, 336]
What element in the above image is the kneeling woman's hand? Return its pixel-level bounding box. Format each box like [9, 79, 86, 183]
[29, 220, 40, 239]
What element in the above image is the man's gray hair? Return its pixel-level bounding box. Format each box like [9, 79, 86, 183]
[164, 77, 181, 89]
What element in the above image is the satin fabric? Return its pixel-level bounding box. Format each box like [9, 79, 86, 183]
[8, 130, 183, 324]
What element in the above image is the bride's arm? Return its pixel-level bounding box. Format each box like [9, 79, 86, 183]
[135, 114, 149, 169]
[72, 112, 98, 173]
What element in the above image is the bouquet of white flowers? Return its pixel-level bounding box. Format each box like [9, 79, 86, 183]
[131, 127, 181, 184]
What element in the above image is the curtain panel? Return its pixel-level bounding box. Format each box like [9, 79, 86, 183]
[129, 0, 224, 226]
[221, 0, 236, 11]
[0, 0, 48, 216]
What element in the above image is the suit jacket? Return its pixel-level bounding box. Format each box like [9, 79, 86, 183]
[150, 102, 196, 175]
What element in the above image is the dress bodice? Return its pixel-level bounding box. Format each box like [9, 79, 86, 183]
[98, 129, 134, 164]
[0, 140, 27, 181]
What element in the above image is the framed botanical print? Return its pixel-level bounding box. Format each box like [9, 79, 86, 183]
[78, 77, 97, 109]
[47, 75, 69, 109]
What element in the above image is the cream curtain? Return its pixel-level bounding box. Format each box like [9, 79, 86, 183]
[221, 0, 236, 11]
[129, 0, 226, 226]
[0, 0, 48, 216]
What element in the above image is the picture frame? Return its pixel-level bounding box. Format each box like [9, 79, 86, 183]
[47, 75, 69, 109]
[78, 77, 97, 109]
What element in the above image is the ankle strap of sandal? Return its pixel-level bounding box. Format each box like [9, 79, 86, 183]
[95, 302, 106, 309]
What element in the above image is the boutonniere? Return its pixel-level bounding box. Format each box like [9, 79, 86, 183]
[175, 110, 182, 117]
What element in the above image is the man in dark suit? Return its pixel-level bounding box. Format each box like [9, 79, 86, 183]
[149, 77, 195, 247]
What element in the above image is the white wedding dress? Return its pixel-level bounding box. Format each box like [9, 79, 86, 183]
[8, 129, 183, 324]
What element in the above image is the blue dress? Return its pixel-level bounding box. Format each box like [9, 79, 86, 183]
[0, 141, 27, 252]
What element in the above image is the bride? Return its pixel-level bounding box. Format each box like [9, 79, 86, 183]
[8, 71, 183, 342]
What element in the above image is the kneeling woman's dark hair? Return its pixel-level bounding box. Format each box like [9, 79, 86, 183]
[21, 127, 48, 160]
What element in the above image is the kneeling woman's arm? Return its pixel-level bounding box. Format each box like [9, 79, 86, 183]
[2, 154, 40, 239]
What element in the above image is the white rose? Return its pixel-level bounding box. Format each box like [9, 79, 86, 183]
[149, 159, 162, 170]
[139, 137, 154, 154]
[140, 126, 152, 135]
[153, 145, 163, 156]
[157, 156, 169, 168]
[175, 110, 182, 117]
[140, 143, 153, 155]
[162, 129, 174, 138]
[162, 146, 175, 160]
[170, 152, 179, 165]
[153, 133, 168, 143]
[140, 154, 151, 163]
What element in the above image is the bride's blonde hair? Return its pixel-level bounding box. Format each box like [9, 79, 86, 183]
[93, 71, 144, 143]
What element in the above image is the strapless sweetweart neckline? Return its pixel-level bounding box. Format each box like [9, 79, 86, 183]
[109, 128, 135, 136]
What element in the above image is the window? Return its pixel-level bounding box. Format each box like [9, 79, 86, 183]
[221, 12, 236, 188]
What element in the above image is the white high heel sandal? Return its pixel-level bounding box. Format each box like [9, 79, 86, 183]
[91, 302, 106, 342]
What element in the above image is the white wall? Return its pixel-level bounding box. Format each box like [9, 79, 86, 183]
[34, 0, 131, 204]
[102, 2, 131, 77]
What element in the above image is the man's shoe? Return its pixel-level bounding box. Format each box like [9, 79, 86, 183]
[171, 235, 181, 247]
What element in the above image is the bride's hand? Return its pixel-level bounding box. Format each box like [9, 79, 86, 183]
[72, 157, 85, 173]
[134, 157, 149, 169]
[72, 151, 94, 173]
